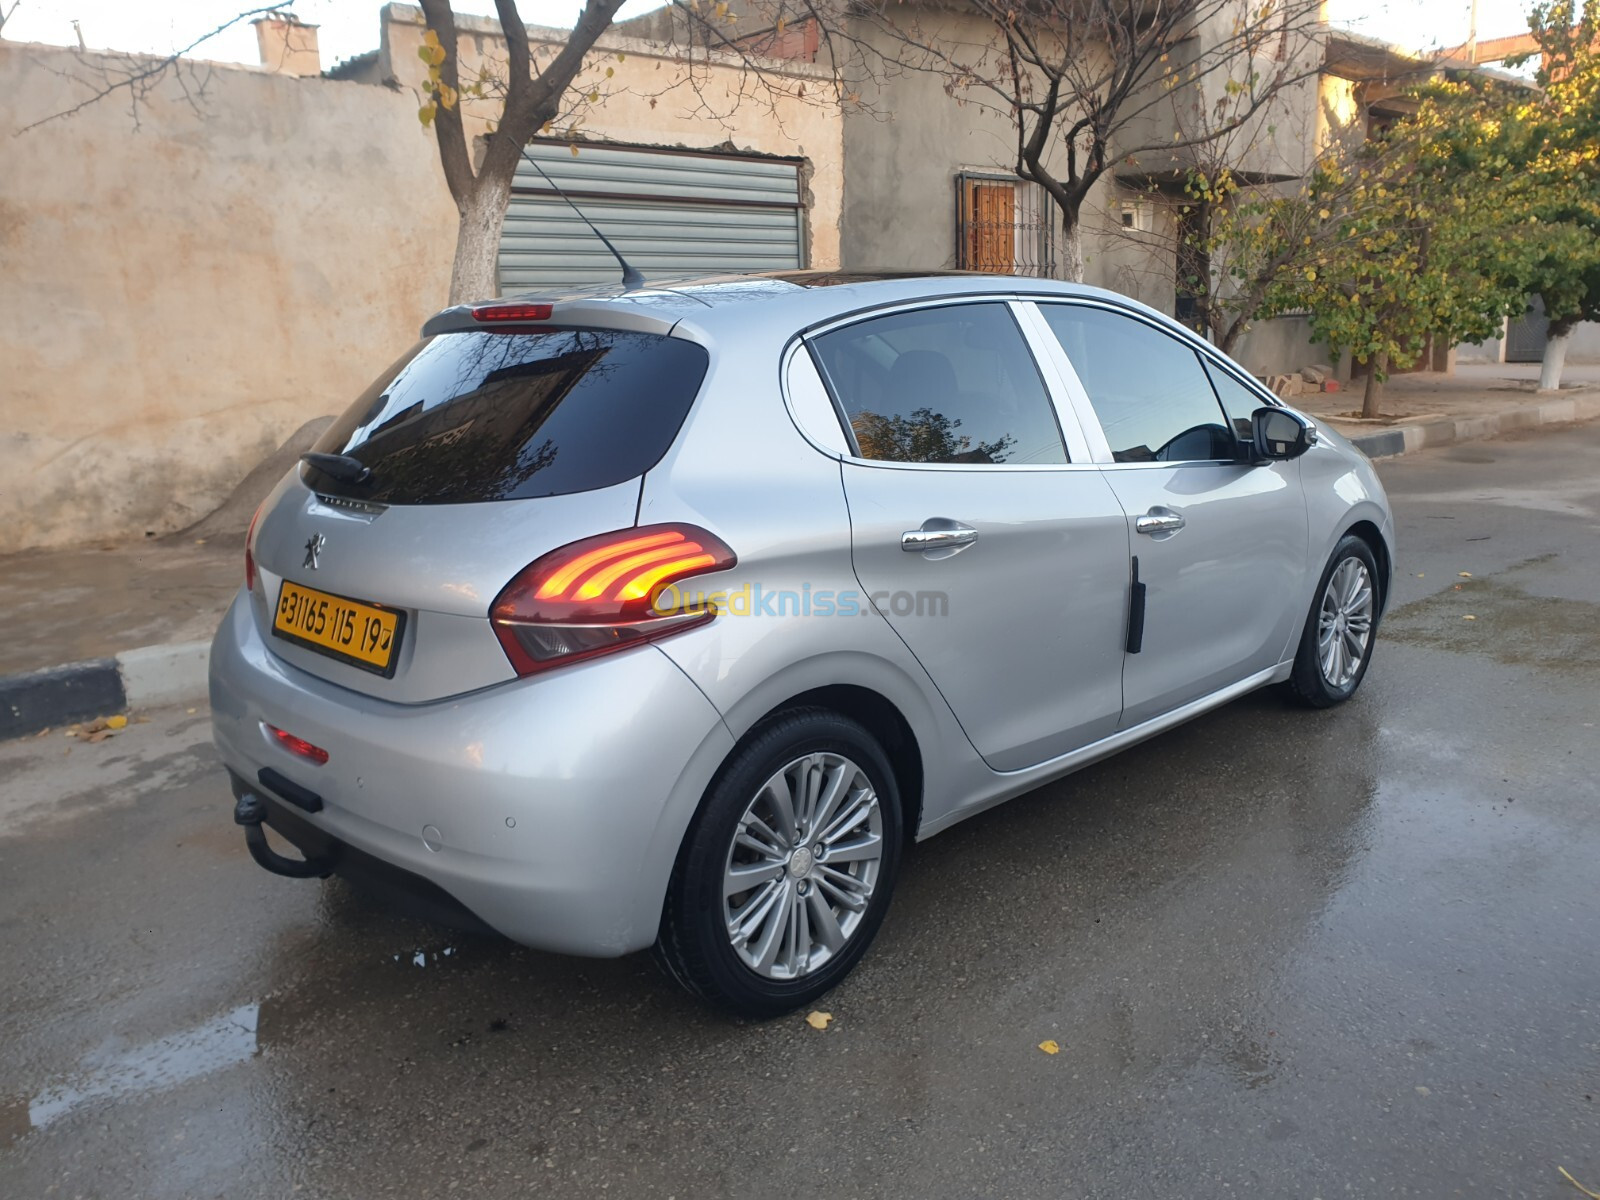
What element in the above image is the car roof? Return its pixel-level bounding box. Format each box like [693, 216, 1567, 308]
[474, 270, 1179, 341]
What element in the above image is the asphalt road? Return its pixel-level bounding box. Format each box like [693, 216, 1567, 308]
[3, 425, 1598, 1199]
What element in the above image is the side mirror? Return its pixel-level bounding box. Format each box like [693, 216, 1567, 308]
[1251, 407, 1317, 461]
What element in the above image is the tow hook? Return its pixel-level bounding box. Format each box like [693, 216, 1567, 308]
[234, 793, 334, 879]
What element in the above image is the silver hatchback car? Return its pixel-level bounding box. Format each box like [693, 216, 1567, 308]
[211, 271, 1393, 1016]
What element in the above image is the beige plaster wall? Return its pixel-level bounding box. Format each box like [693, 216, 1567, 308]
[0, 12, 843, 554]
[0, 40, 456, 553]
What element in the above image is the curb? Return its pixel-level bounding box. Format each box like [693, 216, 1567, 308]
[1342, 390, 1600, 459]
[1, 640, 210, 741]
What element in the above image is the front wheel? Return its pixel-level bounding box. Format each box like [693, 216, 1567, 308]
[1286, 534, 1381, 708]
[656, 708, 903, 1018]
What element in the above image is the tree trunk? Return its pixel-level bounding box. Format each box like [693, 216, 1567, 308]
[1218, 316, 1245, 356]
[1361, 349, 1388, 419]
[447, 177, 515, 305]
[1539, 317, 1576, 391]
[1060, 215, 1084, 283]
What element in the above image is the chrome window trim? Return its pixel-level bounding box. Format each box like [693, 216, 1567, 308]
[779, 338, 850, 459]
[799, 293, 1102, 473]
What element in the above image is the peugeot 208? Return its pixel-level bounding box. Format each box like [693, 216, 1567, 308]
[210, 272, 1394, 1016]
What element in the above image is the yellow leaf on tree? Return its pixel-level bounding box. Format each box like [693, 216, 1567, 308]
[417, 102, 436, 128]
[1038, 1040, 1061, 1055]
[805, 1011, 833, 1030]
[1318, 208, 1331, 220]
[588, 90, 600, 103]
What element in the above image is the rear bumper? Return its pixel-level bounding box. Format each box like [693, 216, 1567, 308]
[209, 593, 736, 956]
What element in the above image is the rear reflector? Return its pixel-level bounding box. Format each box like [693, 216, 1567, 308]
[470, 302, 554, 323]
[490, 523, 736, 676]
[244, 502, 263, 592]
[267, 724, 330, 766]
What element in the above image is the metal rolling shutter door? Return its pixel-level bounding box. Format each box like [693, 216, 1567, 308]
[500, 142, 803, 291]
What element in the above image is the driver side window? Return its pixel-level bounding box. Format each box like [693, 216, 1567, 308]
[1038, 304, 1233, 463]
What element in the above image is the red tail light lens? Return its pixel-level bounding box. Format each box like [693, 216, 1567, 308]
[490, 523, 736, 676]
[267, 724, 329, 765]
[244, 503, 264, 592]
[470, 302, 553, 323]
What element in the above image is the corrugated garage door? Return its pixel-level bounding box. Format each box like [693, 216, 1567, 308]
[500, 141, 804, 291]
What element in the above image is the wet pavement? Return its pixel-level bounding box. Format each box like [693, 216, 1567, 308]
[2, 426, 1598, 1198]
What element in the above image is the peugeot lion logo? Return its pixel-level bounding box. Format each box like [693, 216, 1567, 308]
[303, 533, 325, 570]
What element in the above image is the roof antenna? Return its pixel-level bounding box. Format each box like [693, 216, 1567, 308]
[519, 144, 646, 292]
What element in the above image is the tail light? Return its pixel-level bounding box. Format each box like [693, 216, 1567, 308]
[244, 503, 264, 592]
[470, 302, 553, 323]
[490, 523, 736, 676]
[266, 724, 329, 765]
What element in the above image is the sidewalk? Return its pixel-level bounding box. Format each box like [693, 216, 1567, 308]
[3, 366, 1599, 738]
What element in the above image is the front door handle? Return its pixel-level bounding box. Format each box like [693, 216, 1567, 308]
[901, 521, 978, 553]
[1135, 509, 1186, 536]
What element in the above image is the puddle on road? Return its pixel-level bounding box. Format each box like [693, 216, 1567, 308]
[14, 1003, 259, 1135]
[1384, 562, 1600, 672]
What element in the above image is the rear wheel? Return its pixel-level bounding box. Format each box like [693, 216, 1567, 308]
[1287, 534, 1380, 708]
[656, 708, 902, 1018]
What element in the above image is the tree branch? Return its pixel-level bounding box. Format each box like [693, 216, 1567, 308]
[13, 2, 292, 136]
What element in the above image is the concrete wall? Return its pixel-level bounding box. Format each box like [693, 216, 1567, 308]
[0, 12, 842, 553]
[1460, 321, 1600, 365]
[0, 39, 457, 555]
[839, 15, 1141, 289]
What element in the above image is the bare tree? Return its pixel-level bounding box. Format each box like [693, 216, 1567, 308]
[853, 0, 1325, 281]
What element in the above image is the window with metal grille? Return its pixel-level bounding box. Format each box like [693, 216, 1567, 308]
[955, 173, 1054, 278]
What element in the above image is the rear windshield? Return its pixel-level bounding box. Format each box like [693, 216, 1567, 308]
[306, 328, 709, 504]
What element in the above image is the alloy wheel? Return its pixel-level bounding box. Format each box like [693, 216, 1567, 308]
[721, 752, 884, 981]
[1317, 556, 1374, 689]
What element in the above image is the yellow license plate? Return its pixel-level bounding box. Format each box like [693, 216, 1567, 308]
[273, 581, 404, 676]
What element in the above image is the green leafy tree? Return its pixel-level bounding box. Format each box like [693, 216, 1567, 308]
[1489, 1, 1600, 388]
[1252, 83, 1526, 417]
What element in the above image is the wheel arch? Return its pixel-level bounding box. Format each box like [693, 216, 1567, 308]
[1342, 517, 1392, 615]
[740, 684, 925, 848]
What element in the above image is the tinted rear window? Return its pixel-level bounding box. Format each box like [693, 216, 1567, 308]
[307, 329, 708, 504]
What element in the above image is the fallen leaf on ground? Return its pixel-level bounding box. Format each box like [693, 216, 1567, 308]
[1463, 615, 1477, 621]
[186, 708, 197, 715]
[805, 1011, 832, 1031]
[1458, 571, 1472, 577]
[1038, 1039, 1061, 1055]
[85, 730, 114, 743]
[106, 715, 128, 730]
[1559, 1166, 1600, 1200]
[35, 727, 50, 737]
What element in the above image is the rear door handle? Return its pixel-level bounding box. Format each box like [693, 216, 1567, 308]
[1135, 509, 1185, 536]
[902, 521, 978, 553]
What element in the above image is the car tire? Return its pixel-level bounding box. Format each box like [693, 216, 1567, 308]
[1286, 533, 1382, 709]
[656, 707, 903, 1019]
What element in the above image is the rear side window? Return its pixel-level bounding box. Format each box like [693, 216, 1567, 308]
[809, 302, 1068, 466]
[307, 329, 708, 504]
